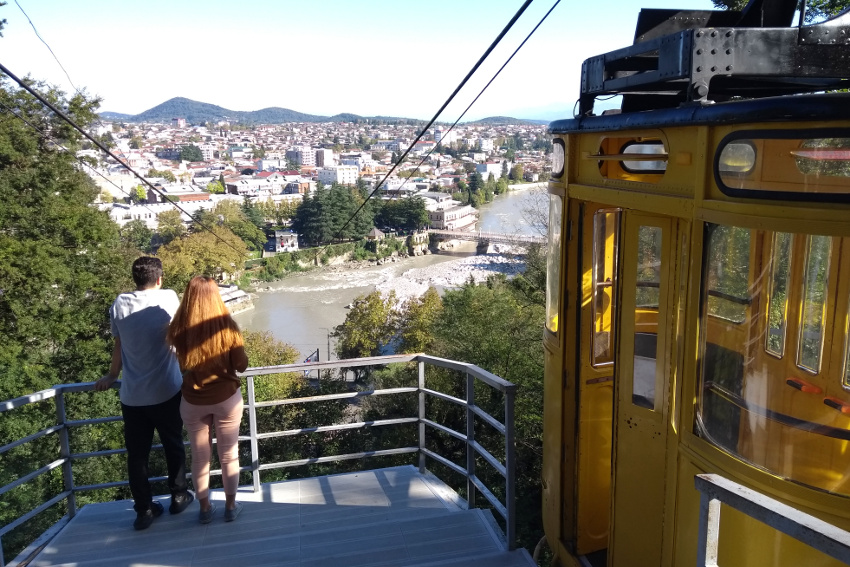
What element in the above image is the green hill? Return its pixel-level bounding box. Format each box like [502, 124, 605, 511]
[99, 98, 545, 125]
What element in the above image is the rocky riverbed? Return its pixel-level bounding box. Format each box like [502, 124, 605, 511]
[374, 244, 525, 301]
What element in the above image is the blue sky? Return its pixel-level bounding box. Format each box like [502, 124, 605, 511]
[2, 0, 716, 121]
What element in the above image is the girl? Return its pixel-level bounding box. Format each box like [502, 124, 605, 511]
[167, 276, 249, 523]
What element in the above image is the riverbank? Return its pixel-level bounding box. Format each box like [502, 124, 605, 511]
[253, 240, 526, 302]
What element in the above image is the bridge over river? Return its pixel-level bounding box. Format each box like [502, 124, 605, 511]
[427, 229, 545, 246]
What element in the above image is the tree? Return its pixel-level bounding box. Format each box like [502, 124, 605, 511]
[180, 144, 203, 162]
[0, 78, 134, 396]
[398, 288, 443, 353]
[131, 184, 147, 202]
[509, 164, 524, 182]
[332, 291, 398, 381]
[128, 136, 142, 149]
[147, 169, 176, 183]
[157, 225, 247, 291]
[206, 180, 225, 194]
[0, 78, 135, 557]
[712, 0, 850, 21]
[156, 208, 187, 245]
[500, 160, 509, 179]
[241, 197, 265, 230]
[120, 219, 153, 252]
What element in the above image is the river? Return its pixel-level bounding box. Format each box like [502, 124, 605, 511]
[233, 185, 546, 361]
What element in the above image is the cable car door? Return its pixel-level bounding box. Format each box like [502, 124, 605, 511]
[610, 212, 678, 567]
[574, 205, 620, 556]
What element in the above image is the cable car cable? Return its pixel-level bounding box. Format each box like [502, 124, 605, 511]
[317, 0, 534, 256]
[390, 0, 560, 196]
[0, 100, 185, 224]
[0, 62, 247, 256]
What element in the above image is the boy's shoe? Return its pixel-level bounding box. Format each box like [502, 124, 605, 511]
[224, 502, 243, 523]
[169, 491, 194, 515]
[199, 504, 216, 525]
[133, 501, 164, 531]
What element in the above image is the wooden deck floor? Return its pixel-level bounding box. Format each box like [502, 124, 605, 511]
[24, 466, 535, 567]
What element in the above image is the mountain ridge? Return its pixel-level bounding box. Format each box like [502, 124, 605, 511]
[99, 97, 547, 125]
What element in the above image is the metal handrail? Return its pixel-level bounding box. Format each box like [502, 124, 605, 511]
[695, 474, 850, 566]
[0, 354, 517, 566]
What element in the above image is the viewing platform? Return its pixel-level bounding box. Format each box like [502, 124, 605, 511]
[1, 355, 535, 567]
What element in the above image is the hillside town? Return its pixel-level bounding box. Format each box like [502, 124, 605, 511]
[84, 118, 552, 251]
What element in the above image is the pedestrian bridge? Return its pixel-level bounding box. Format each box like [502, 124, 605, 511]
[427, 230, 545, 246]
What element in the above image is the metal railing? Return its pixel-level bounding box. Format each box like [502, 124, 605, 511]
[695, 474, 850, 566]
[0, 353, 517, 566]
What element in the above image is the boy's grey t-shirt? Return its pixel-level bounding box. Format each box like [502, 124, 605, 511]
[110, 288, 183, 406]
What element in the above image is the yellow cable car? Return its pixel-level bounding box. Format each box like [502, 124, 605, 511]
[542, 1, 850, 565]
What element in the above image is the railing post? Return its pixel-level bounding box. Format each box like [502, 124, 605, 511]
[55, 389, 76, 518]
[245, 376, 261, 492]
[505, 385, 516, 551]
[466, 372, 476, 509]
[418, 360, 426, 474]
[696, 492, 721, 567]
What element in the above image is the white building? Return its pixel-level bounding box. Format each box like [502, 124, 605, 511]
[315, 148, 334, 167]
[476, 160, 507, 179]
[198, 144, 216, 161]
[479, 138, 495, 152]
[286, 146, 316, 166]
[318, 165, 358, 186]
[274, 230, 299, 252]
[427, 203, 478, 231]
[434, 126, 457, 146]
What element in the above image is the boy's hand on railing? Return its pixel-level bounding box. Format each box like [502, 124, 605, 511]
[94, 374, 118, 391]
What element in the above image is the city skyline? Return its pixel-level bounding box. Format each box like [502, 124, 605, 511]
[2, 0, 715, 122]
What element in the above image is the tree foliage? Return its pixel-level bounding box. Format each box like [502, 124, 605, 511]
[147, 169, 176, 182]
[374, 196, 429, 231]
[193, 200, 267, 251]
[157, 225, 247, 290]
[292, 183, 374, 246]
[120, 219, 153, 253]
[0, 77, 135, 559]
[156, 208, 187, 245]
[206, 180, 225, 194]
[180, 144, 203, 162]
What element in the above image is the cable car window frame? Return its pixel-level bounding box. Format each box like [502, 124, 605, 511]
[765, 232, 793, 359]
[843, 296, 850, 390]
[713, 128, 850, 203]
[619, 140, 668, 174]
[797, 234, 832, 375]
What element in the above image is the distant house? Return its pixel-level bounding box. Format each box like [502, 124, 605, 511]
[366, 228, 385, 241]
[275, 230, 299, 252]
[428, 203, 478, 231]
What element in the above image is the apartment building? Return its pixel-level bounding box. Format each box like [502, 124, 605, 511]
[318, 165, 358, 186]
[285, 146, 316, 166]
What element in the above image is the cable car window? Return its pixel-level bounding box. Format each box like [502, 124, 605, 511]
[715, 131, 850, 202]
[545, 194, 563, 333]
[698, 225, 850, 497]
[592, 210, 620, 366]
[797, 235, 832, 374]
[633, 225, 662, 410]
[704, 225, 751, 324]
[552, 138, 565, 178]
[765, 232, 793, 358]
[621, 141, 667, 174]
[718, 141, 756, 175]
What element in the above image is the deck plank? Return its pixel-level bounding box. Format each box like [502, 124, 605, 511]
[25, 466, 534, 567]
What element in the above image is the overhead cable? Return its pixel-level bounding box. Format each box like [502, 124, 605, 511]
[322, 0, 534, 251]
[0, 62, 247, 256]
[392, 0, 561, 196]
